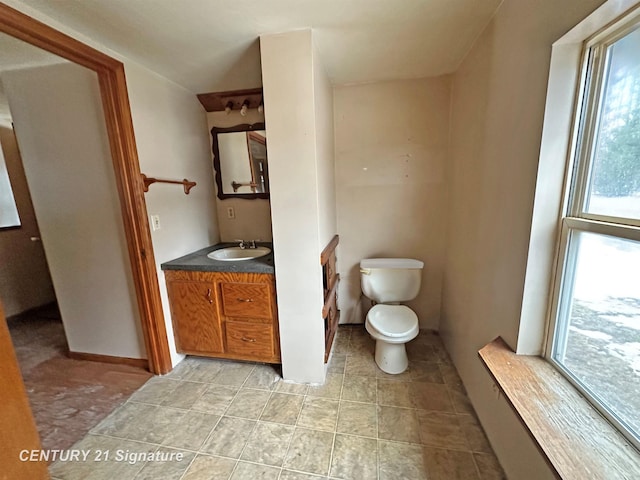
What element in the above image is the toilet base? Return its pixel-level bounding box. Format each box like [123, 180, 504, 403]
[374, 340, 409, 374]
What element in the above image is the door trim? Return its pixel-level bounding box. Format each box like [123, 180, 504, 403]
[0, 2, 172, 373]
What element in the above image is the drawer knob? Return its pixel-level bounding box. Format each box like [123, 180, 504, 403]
[237, 298, 254, 303]
[241, 336, 257, 343]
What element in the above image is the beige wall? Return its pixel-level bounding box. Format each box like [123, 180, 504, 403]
[207, 110, 272, 242]
[3, 63, 146, 358]
[334, 78, 449, 329]
[441, 0, 606, 478]
[261, 29, 335, 383]
[313, 47, 337, 249]
[0, 125, 55, 317]
[126, 61, 220, 366]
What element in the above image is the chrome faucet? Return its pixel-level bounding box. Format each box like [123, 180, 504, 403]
[235, 239, 260, 249]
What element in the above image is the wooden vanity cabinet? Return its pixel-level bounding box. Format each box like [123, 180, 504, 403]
[164, 270, 280, 363]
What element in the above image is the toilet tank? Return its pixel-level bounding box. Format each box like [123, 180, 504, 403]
[360, 258, 424, 303]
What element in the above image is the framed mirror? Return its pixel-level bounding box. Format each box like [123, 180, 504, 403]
[211, 122, 269, 200]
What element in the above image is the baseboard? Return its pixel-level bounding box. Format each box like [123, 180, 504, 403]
[67, 350, 149, 370]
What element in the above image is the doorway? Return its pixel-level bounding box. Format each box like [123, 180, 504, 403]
[0, 26, 155, 453]
[0, 3, 171, 477]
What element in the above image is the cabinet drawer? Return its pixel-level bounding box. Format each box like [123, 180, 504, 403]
[221, 282, 272, 320]
[226, 322, 274, 358]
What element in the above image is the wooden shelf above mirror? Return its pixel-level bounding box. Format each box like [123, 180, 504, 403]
[197, 88, 263, 113]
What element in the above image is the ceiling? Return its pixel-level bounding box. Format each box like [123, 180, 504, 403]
[16, 0, 501, 93]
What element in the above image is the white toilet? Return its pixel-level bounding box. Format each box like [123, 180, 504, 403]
[360, 258, 423, 374]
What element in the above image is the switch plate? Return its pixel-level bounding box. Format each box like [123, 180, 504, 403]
[151, 214, 161, 231]
[227, 207, 235, 219]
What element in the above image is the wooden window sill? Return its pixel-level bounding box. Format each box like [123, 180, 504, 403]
[478, 337, 640, 480]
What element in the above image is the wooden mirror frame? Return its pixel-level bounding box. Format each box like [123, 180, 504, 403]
[211, 122, 269, 200]
[0, 3, 172, 374]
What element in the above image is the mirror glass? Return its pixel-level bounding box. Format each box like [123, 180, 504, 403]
[212, 123, 269, 199]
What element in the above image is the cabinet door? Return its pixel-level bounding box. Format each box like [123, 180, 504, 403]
[167, 279, 223, 354]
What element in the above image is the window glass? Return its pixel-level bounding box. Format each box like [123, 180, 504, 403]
[553, 231, 640, 438]
[0, 140, 20, 229]
[585, 27, 640, 220]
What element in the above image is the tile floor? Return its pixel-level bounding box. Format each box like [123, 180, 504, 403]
[50, 326, 505, 480]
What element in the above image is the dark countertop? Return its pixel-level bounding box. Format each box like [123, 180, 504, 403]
[160, 242, 275, 274]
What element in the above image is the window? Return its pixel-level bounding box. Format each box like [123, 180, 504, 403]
[548, 15, 640, 449]
[0, 138, 20, 229]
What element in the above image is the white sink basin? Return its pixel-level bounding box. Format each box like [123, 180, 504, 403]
[207, 246, 271, 261]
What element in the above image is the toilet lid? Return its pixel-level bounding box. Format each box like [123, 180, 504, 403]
[367, 305, 418, 337]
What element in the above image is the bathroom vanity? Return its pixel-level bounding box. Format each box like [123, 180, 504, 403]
[161, 243, 280, 364]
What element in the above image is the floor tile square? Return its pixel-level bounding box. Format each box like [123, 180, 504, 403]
[191, 385, 238, 415]
[377, 405, 420, 443]
[160, 381, 208, 409]
[276, 380, 309, 395]
[226, 388, 271, 419]
[345, 354, 377, 377]
[336, 401, 377, 438]
[409, 381, 454, 412]
[308, 373, 343, 399]
[200, 416, 256, 458]
[241, 421, 294, 467]
[90, 401, 152, 439]
[180, 358, 226, 383]
[410, 361, 445, 383]
[283, 428, 334, 476]
[161, 410, 220, 450]
[244, 364, 281, 390]
[330, 434, 377, 480]
[297, 396, 339, 432]
[378, 440, 427, 480]
[377, 379, 412, 407]
[126, 406, 187, 444]
[128, 377, 180, 405]
[212, 362, 255, 386]
[406, 342, 435, 362]
[341, 375, 376, 403]
[416, 410, 468, 450]
[260, 393, 303, 425]
[423, 447, 479, 480]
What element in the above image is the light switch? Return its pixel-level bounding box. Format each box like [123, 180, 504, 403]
[227, 207, 235, 219]
[151, 214, 161, 231]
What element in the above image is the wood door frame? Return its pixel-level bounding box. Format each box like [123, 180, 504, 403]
[0, 3, 172, 374]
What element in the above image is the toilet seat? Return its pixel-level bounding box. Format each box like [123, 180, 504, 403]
[367, 304, 419, 338]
